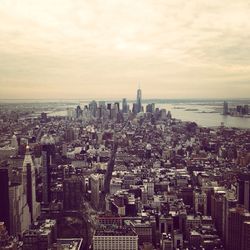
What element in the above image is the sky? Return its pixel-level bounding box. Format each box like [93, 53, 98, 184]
[0, 0, 250, 100]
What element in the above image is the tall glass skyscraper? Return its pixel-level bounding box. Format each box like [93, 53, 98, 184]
[122, 98, 128, 113]
[136, 88, 142, 113]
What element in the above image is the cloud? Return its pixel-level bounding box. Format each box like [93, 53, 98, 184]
[0, 0, 249, 99]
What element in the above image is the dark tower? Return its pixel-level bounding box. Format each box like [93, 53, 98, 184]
[76, 105, 82, 119]
[122, 98, 128, 113]
[237, 173, 250, 211]
[0, 165, 10, 232]
[41, 134, 55, 204]
[136, 87, 142, 113]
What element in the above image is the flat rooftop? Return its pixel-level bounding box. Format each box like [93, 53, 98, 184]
[56, 238, 83, 250]
[94, 226, 137, 236]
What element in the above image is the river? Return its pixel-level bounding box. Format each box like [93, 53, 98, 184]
[47, 100, 250, 129]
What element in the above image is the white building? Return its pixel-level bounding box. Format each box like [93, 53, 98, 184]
[90, 174, 101, 209]
[23, 145, 40, 222]
[10, 134, 18, 150]
[93, 226, 138, 250]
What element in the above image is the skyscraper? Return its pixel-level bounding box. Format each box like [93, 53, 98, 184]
[90, 174, 100, 210]
[237, 173, 250, 211]
[23, 145, 40, 223]
[75, 105, 82, 119]
[10, 134, 18, 150]
[0, 165, 10, 233]
[146, 103, 155, 113]
[242, 221, 250, 250]
[222, 190, 237, 244]
[227, 206, 250, 250]
[223, 101, 229, 115]
[89, 100, 98, 117]
[63, 176, 84, 210]
[41, 134, 55, 204]
[122, 98, 128, 113]
[136, 87, 142, 114]
[114, 102, 120, 112]
[0, 161, 31, 236]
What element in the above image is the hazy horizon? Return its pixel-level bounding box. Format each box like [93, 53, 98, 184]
[0, 97, 249, 103]
[0, 0, 250, 99]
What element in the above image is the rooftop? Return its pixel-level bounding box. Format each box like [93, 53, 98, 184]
[55, 238, 83, 250]
[94, 226, 137, 237]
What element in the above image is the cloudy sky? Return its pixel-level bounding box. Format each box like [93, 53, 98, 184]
[0, 0, 249, 99]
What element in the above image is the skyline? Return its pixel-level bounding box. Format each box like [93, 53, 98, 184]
[0, 0, 250, 99]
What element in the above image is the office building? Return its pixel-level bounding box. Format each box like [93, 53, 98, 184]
[110, 178, 122, 195]
[41, 134, 55, 204]
[10, 134, 18, 151]
[243, 104, 249, 115]
[223, 101, 229, 115]
[22, 219, 57, 250]
[211, 190, 225, 236]
[136, 88, 142, 113]
[40, 112, 47, 122]
[66, 108, 75, 119]
[143, 179, 154, 197]
[23, 145, 40, 223]
[242, 221, 250, 250]
[0, 157, 31, 236]
[114, 102, 120, 112]
[0, 162, 19, 236]
[222, 190, 237, 243]
[110, 105, 118, 121]
[173, 231, 183, 249]
[89, 100, 98, 117]
[93, 226, 138, 250]
[75, 105, 82, 119]
[159, 215, 173, 235]
[161, 233, 173, 250]
[227, 206, 250, 250]
[90, 174, 101, 209]
[194, 190, 207, 215]
[63, 176, 84, 210]
[130, 220, 152, 245]
[0, 166, 10, 233]
[237, 173, 250, 211]
[146, 103, 155, 113]
[122, 98, 128, 113]
[1, 160, 31, 236]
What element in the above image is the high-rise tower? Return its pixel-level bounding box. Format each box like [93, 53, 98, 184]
[136, 87, 142, 113]
[237, 173, 250, 211]
[227, 206, 250, 250]
[122, 98, 128, 113]
[41, 134, 55, 204]
[76, 105, 82, 119]
[0, 165, 10, 233]
[0, 159, 33, 236]
[223, 101, 229, 115]
[23, 145, 40, 223]
[10, 134, 18, 150]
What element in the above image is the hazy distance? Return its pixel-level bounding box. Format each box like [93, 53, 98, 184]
[0, 0, 250, 99]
